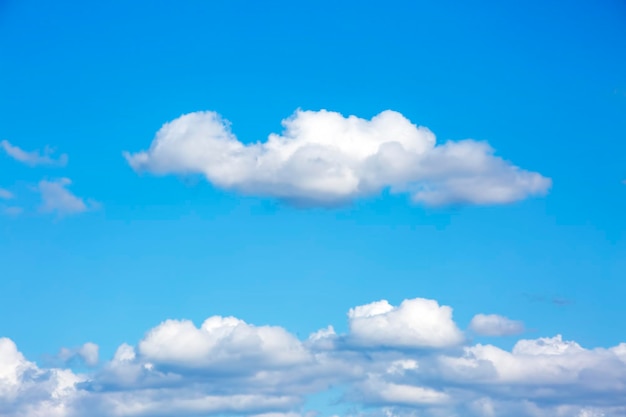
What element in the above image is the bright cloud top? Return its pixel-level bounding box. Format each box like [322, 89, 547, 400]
[1, 139, 68, 167]
[138, 316, 309, 369]
[348, 298, 464, 348]
[125, 110, 551, 206]
[4, 296, 624, 417]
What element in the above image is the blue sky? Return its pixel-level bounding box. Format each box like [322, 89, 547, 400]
[1, 1, 626, 416]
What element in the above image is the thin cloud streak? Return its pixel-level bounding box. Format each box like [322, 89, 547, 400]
[1, 139, 68, 167]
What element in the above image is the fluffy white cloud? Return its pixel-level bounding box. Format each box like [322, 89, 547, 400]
[436, 334, 626, 400]
[38, 178, 98, 216]
[469, 314, 525, 336]
[0, 337, 84, 417]
[138, 316, 310, 370]
[2, 298, 626, 417]
[348, 298, 464, 348]
[1, 140, 68, 167]
[124, 110, 551, 206]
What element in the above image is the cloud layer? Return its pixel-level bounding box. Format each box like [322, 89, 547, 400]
[2, 297, 625, 417]
[125, 110, 551, 206]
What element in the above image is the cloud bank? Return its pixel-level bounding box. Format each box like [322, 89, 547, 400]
[125, 110, 551, 206]
[2, 297, 625, 417]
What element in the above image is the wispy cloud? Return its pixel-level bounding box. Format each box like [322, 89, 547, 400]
[469, 313, 525, 336]
[38, 178, 98, 216]
[1, 296, 625, 417]
[0, 141, 98, 217]
[1, 139, 68, 167]
[0, 188, 13, 200]
[125, 109, 551, 207]
[0, 189, 21, 216]
[58, 342, 99, 367]
[2, 206, 22, 216]
[523, 292, 574, 306]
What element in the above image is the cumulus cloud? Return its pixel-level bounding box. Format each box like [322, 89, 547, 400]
[434, 335, 626, 410]
[2, 298, 626, 417]
[138, 316, 310, 370]
[469, 314, 525, 336]
[0, 337, 84, 417]
[124, 110, 551, 207]
[348, 298, 464, 348]
[1, 140, 68, 167]
[38, 178, 98, 216]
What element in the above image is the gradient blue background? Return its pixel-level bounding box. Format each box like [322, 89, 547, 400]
[1, 0, 625, 363]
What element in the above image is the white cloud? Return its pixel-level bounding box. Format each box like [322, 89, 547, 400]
[38, 178, 98, 216]
[79, 391, 302, 417]
[138, 316, 310, 370]
[437, 334, 626, 392]
[469, 314, 525, 336]
[1, 140, 68, 167]
[0, 337, 31, 400]
[78, 343, 99, 367]
[347, 298, 464, 348]
[358, 377, 450, 407]
[0, 143, 96, 218]
[58, 342, 99, 367]
[124, 110, 551, 207]
[0, 337, 84, 417]
[2, 298, 626, 417]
